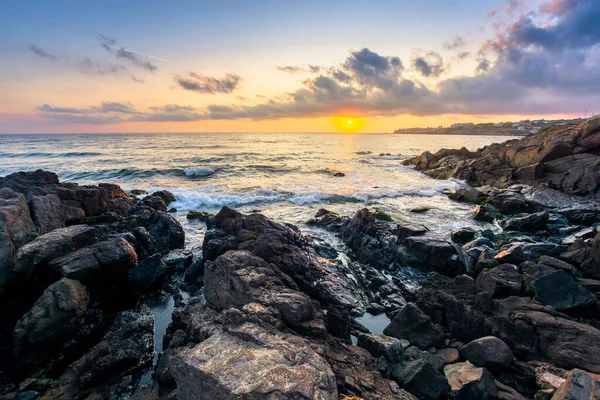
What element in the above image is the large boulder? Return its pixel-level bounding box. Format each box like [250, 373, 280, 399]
[30, 194, 84, 234]
[458, 336, 514, 370]
[49, 237, 138, 286]
[501, 211, 549, 232]
[383, 303, 445, 349]
[13, 278, 89, 365]
[443, 362, 498, 400]
[156, 322, 338, 400]
[14, 225, 97, 279]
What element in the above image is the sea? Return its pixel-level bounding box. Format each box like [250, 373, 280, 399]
[0, 132, 517, 246]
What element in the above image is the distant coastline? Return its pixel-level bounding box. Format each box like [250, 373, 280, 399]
[394, 117, 587, 136]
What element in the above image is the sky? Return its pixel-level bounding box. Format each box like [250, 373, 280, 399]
[1, 0, 599, 133]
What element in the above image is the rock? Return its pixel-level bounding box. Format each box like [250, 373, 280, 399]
[45, 311, 154, 399]
[447, 187, 488, 204]
[404, 235, 468, 276]
[392, 358, 450, 400]
[127, 253, 165, 294]
[132, 211, 185, 257]
[474, 204, 503, 222]
[307, 209, 348, 232]
[437, 348, 460, 365]
[538, 256, 579, 278]
[49, 237, 138, 286]
[14, 225, 97, 279]
[141, 191, 175, 211]
[502, 212, 549, 232]
[186, 210, 213, 221]
[495, 244, 526, 264]
[383, 303, 445, 349]
[396, 223, 429, 241]
[552, 369, 600, 400]
[13, 278, 89, 365]
[463, 237, 496, 252]
[459, 336, 514, 370]
[325, 306, 351, 342]
[357, 333, 404, 364]
[444, 362, 498, 400]
[577, 278, 600, 296]
[476, 264, 522, 298]
[488, 191, 535, 214]
[30, 194, 84, 234]
[531, 270, 596, 310]
[333, 172, 345, 177]
[156, 322, 338, 400]
[451, 227, 476, 244]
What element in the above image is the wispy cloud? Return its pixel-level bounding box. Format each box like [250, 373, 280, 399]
[174, 72, 242, 94]
[29, 45, 57, 60]
[277, 65, 321, 73]
[99, 35, 159, 72]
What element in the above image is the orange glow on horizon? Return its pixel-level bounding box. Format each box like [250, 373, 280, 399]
[333, 116, 364, 132]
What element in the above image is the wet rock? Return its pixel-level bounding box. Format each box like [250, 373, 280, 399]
[44, 311, 154, 400]
[186, 210, 213, 221]
[488, 191, 535, 214]
[357, 333, 404, 364]
[502, 211, 549, 232]
[396, 223, 429, 241]
[451, 227, 476, 244]
[49, 237, 138, 286]
[132, 211, 185, 257]
[157, 322, 338, 400]
[463, 237, 495, 252]
[552, 369, 600, 400]
[459, 336, 514, 370]
[306, 209, 348, 232]
[444, 362, 498, 400]
[13, 278, 89, 365]
[532, 270, 596, 310]
[392, 358, 450, 400]
[30, 194, 84, 235]
[14, 225, 97, 279]
[383, 303, 445, 349]
[476, 264, 522, 298]
[474, 204, 503, 222]
[325, 306, 351, 342]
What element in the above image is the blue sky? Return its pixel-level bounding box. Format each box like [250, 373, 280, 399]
[1, 0, 599, 133]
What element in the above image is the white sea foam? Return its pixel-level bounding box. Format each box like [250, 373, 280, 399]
[183, 167, 216, 177]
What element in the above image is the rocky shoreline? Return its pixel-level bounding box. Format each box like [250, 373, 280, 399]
[0, 119, 599, 399]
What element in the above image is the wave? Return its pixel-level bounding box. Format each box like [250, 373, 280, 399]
[183, 167, 216, 177]
[0, 151, 103, 159]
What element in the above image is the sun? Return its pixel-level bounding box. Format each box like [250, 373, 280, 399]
[333, 116, 364, 132]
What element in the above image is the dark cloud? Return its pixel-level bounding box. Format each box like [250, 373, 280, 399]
[476, 58, 490, 74]
[412, 51, 444, 77]
[174, 72, 241, 94]
[29, 45, 57, 60]
[457, 51, 471, 60]
[443, 36, 465, 50]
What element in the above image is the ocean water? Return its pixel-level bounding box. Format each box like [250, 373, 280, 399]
[0, 132, 517, 245]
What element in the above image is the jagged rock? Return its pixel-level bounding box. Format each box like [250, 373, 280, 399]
[464, 237, 495, 252]
[357, 333, 404, 364]
[395, 223, 429, 241]
[383, 303, 445, 349]
[444, 362, 498, 400]
[13, 278, 89, 365]
[437, 348, 460, 365]
[49, 237, 138, 286]
[186, 210, 213, 221]
[44, 311, 153, 400]
[502, 212, 549, 232]
[14, 225, 97, 279]
[30, 194, 84, 234]
[392, 358, 450, 400]
[156, 322, 338, 400]
[307, 209, 349, 232]
[476, 264, 522, 298]
[451, 227, 476, 244]
[552, 369, 600, 400]
[459, 336, 514, 370]
[531, 270, 596, 310]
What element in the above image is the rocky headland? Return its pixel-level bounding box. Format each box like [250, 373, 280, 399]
[0, 118, 599, 399]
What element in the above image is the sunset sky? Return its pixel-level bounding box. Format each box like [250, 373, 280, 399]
[1, 0, 599, 133]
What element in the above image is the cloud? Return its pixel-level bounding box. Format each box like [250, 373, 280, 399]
[443, 36, 465, 50]
[77, 57, 126, 76]
[174, 72, 241, 94]
[99, 35, 159, 72]
[277, 65, 321, 74]
[457, 51, 471, 60]
[131, 75, 145, 83]
[412, 51, 444, 77]
[29, 45, 57, 60]
[476, 58, 491, 74]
